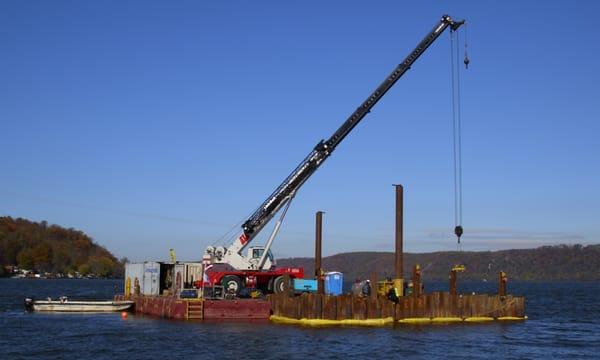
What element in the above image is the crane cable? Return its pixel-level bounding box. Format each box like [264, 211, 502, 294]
[450, 24, 468, 251]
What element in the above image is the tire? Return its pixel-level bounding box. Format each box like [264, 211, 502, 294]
[221, 275, 242, 296]
[273, 276, 288, 294]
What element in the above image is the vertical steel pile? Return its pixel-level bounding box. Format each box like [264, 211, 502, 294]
[315, 211, 324, 295]
[394, 184, 403, 280]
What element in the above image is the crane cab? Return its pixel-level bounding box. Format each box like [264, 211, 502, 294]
[247, 246, 275, 270]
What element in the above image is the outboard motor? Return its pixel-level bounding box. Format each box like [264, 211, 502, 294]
[24, 297, 34, 312]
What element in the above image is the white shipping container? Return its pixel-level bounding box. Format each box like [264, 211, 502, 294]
[185, 263, 203, 287]
[142, 262, 161, 296]
[124, 262, 144, 296]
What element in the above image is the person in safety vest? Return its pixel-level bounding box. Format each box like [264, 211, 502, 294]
[387, 286, 400, 303]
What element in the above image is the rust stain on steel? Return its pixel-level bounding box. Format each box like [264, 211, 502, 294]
[499, 271, 507, 296]
[381, 298, 395, 319]
[370, 272, 378, 301]
[351, 296, 367, 320]
[322, 295, 337, 320]
[269, 292, 525, 321]
[449, 269, 458, 296]
[128, 295, 269, 320]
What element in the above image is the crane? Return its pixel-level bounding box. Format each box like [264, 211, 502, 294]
[201, 15, 464, 295]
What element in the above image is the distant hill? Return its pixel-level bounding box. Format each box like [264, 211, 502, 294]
[278, 244, 600, 281]
[0, 216, 123, 277]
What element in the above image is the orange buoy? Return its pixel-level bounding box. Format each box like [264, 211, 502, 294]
[121, 311, 128, 319]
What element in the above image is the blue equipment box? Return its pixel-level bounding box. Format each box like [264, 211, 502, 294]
[293, 279, 317, 293]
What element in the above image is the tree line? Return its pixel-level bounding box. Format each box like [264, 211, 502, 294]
[0, 216, 124, 278]
[279, 244, 600, 282]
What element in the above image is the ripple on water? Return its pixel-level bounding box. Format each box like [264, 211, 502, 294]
[1, 279, 600, 359]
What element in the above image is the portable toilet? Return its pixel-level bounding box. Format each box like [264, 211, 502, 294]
[324, 272, 343, 296]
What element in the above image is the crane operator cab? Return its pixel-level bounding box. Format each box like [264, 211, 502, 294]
[248, 246, 275, 270]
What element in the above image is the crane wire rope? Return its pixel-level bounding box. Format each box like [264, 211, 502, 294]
[212, 219, 245, 247]
[450, 25, 466, 251]
[211, 197, 290, 248]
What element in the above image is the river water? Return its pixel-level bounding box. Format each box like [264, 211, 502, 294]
[1, 279, 599, 359]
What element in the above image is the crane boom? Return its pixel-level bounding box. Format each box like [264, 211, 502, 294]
[237, 15, 464, 249]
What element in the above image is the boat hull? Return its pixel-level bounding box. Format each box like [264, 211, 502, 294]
[25, 299, 133, 312]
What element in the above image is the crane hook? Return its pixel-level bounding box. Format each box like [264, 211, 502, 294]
[454, 225, 463, 243]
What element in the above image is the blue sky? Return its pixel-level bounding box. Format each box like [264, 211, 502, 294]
[1, 1, 599, 261]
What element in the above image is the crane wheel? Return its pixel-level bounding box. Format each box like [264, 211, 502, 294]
[273, 276, 289, 294]
[221, 275, 242, 296]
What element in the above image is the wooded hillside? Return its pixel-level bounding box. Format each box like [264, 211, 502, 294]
[0, 217, 123, 277]
[278, 244, 600, 281]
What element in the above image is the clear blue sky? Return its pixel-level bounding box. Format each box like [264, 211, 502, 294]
[1, 1, 598, 261]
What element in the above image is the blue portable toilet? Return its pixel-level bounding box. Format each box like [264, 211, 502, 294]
[324, 272, 343, 296]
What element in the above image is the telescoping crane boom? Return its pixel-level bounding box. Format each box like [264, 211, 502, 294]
[202, 15, 464, 294]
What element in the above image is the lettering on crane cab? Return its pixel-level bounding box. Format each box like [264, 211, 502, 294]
[239, 233, 249, 245]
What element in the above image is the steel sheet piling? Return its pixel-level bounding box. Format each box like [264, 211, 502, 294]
[449, 269, 457, 296]
[269, 292, 525, 322]
[412, 264, 422, 298]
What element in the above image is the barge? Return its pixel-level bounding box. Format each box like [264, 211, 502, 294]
[115, 15, 525, 325]
[118, 261, 525, 324]
[119, 260, 272, 320]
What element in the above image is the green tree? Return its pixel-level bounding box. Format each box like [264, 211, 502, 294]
[78, 263, 91, 276]
[88, 256, 115, 277]
[52, 246, 71, 273]
[3, 237, 23, 265]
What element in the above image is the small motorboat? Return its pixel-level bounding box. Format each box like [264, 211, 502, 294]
[24, 296, 134, 312]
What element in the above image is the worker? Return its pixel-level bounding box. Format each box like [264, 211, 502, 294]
[406, 281, 413, 296]
[361, 280, 371, 297]
[387, 286, 400, 303]
[134, 278, 140, 295]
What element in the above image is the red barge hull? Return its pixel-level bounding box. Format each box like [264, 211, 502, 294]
[115, 294, 271, 320]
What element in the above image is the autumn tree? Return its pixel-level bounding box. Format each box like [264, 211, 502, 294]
[1, 216, 121, 277]
[32, 242, 53, 272]
[16, 248, 34, 269]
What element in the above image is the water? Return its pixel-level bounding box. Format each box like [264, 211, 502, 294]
[1, 279, 599, 359]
